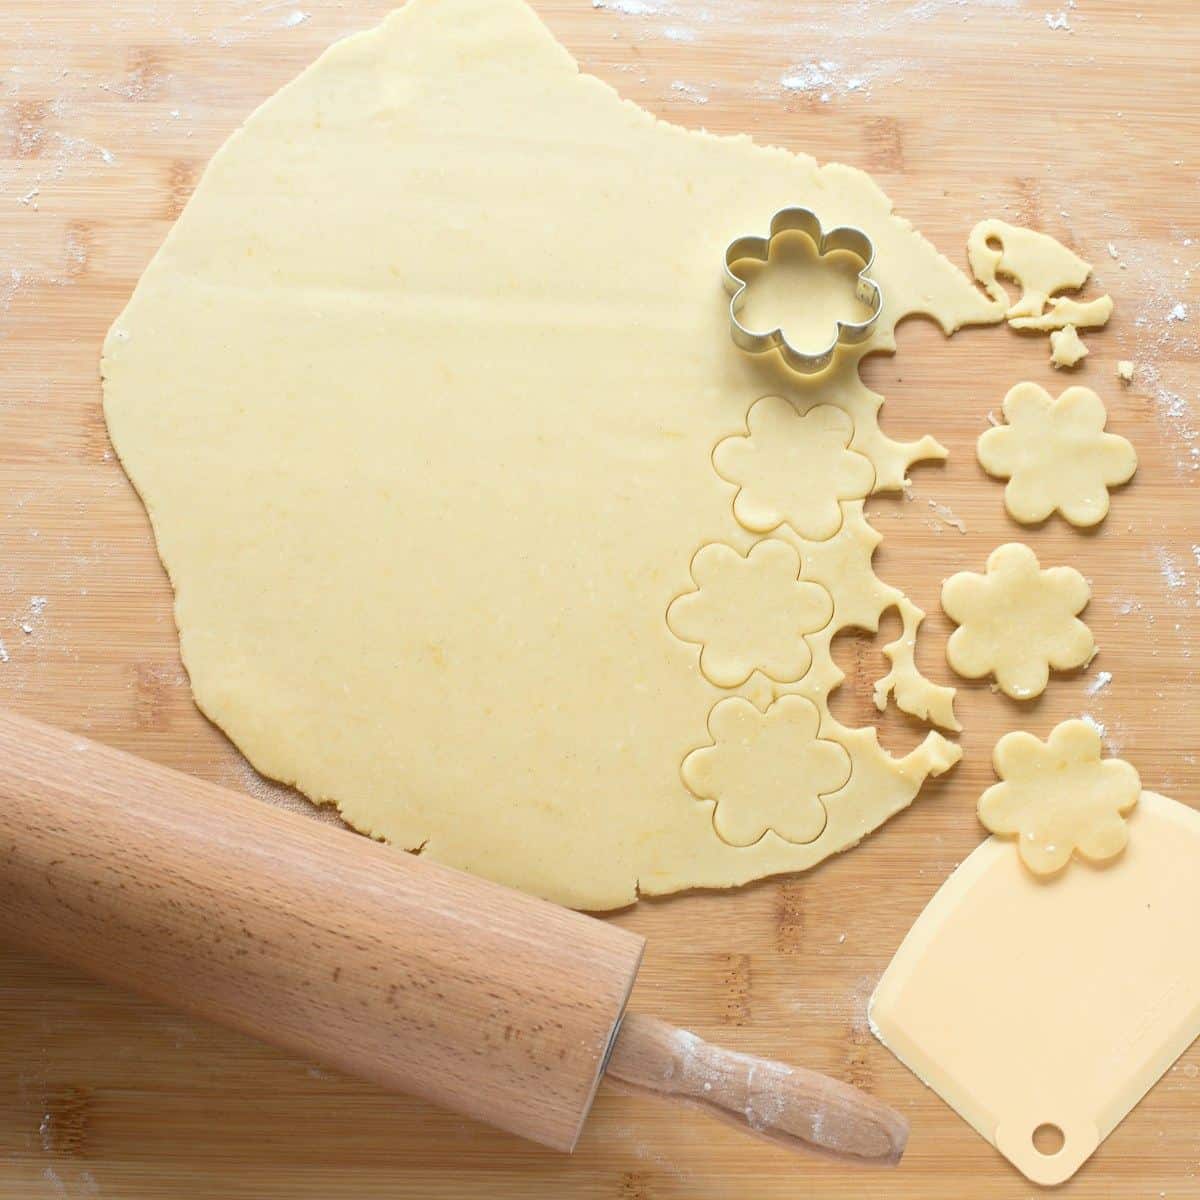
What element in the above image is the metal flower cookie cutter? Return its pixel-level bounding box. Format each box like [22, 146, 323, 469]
[722, 207, 883, 375]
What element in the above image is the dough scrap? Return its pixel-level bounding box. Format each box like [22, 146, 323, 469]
[871, 790, 1200, 1186]
[872, 597, 961, 732]
[1049, 323, 1087, 368]
[979, 719, 1140, 875]
[967, 219, 1112, 334]
[967, 219, 1089, 318]
[100, 0, 996, 908]
[977, 382, 1137, 526]
[1117, 359, 1135, 382]
[713, 399, 875, 540]
[666, 540, 833, 688]
[942, 543, 1094, 699]
[1008, 293, 1113, 332]
[681, 694, 850, 847]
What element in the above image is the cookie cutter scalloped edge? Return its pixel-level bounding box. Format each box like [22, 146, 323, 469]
[722, 206, 884, 375]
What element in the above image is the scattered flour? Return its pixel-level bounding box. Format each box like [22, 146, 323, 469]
[1157, 546, 1187, 592]
[592, 0, 659, 13]
[780, 61, 867, 101]
[41, 1166, 67, 1199]
[590, 0, 1027, 105]
[669, 80, 709, 104]
[927, 500, 967, 533]
[281, 10, 310, 27]
[1086, 669, 1113, 696]
[1121, 238, 1199, 473]
[1150, 378, 1200, 475]
[16, 595, 48, 639]
[1044, 11, 1071, 31]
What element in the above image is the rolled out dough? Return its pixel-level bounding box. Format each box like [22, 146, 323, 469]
[101, 0, 1001, 908]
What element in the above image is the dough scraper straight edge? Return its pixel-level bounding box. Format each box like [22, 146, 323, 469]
[0, 707, 907, 1167]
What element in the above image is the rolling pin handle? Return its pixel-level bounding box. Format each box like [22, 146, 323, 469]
[605, 1013, 907, 1167]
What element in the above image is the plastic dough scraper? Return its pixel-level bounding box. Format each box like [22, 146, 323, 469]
[870, 790, 1200, 1185]
[0, 707, 907, 1167]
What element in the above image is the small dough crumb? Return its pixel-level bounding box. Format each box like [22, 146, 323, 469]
[1117, 359, 1135, 383]
[1049, 324, 1088, 368]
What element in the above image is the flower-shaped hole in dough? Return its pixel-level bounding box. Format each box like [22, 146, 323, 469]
[979, 719, 1141, 875]
[681, 695, 851, 848]
[666, 540, 834, 688]
[977, 382, 1137, 526]
[713, 397, 875, 541]
[941, 543, 1093, 700]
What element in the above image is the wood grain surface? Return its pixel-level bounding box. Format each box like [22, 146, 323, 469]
[0, 1, 1197, 1196]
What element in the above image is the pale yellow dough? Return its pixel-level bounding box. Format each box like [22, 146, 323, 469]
[871, 790, 1200, 1186]
[1048, 323, 1087, 368]
[873, 597, 960, 732]
[942, 544, 1094, 699]
[967, 218, 1090, 318]
[713, 399, 875, 539]
[665, 540, 832, 688]
[967, 218, 1112, 332]
[977, 382, 1137, 526]
[100, 0, 1000, 908]
[979, 719, 1140, 875]
[1010, 293, 1113, 332]
[681, 695, 850, 847]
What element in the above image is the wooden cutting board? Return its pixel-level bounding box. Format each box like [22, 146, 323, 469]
[1, 1, 1197, 1196]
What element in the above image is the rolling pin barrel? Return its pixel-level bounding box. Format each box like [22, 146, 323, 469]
[0, 708, 643, 1151]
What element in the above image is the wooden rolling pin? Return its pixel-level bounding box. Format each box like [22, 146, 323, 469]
[0, 707, 906, 1165]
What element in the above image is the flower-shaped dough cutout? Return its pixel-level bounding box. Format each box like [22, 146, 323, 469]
[681, 695, 851, 847]
[941, 543, 1094, 699]
[978, 382, 1137, 526]
[666, 540, 833, 688]
[979, 719, 1141, 875]
[713, 397, 875, 541]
